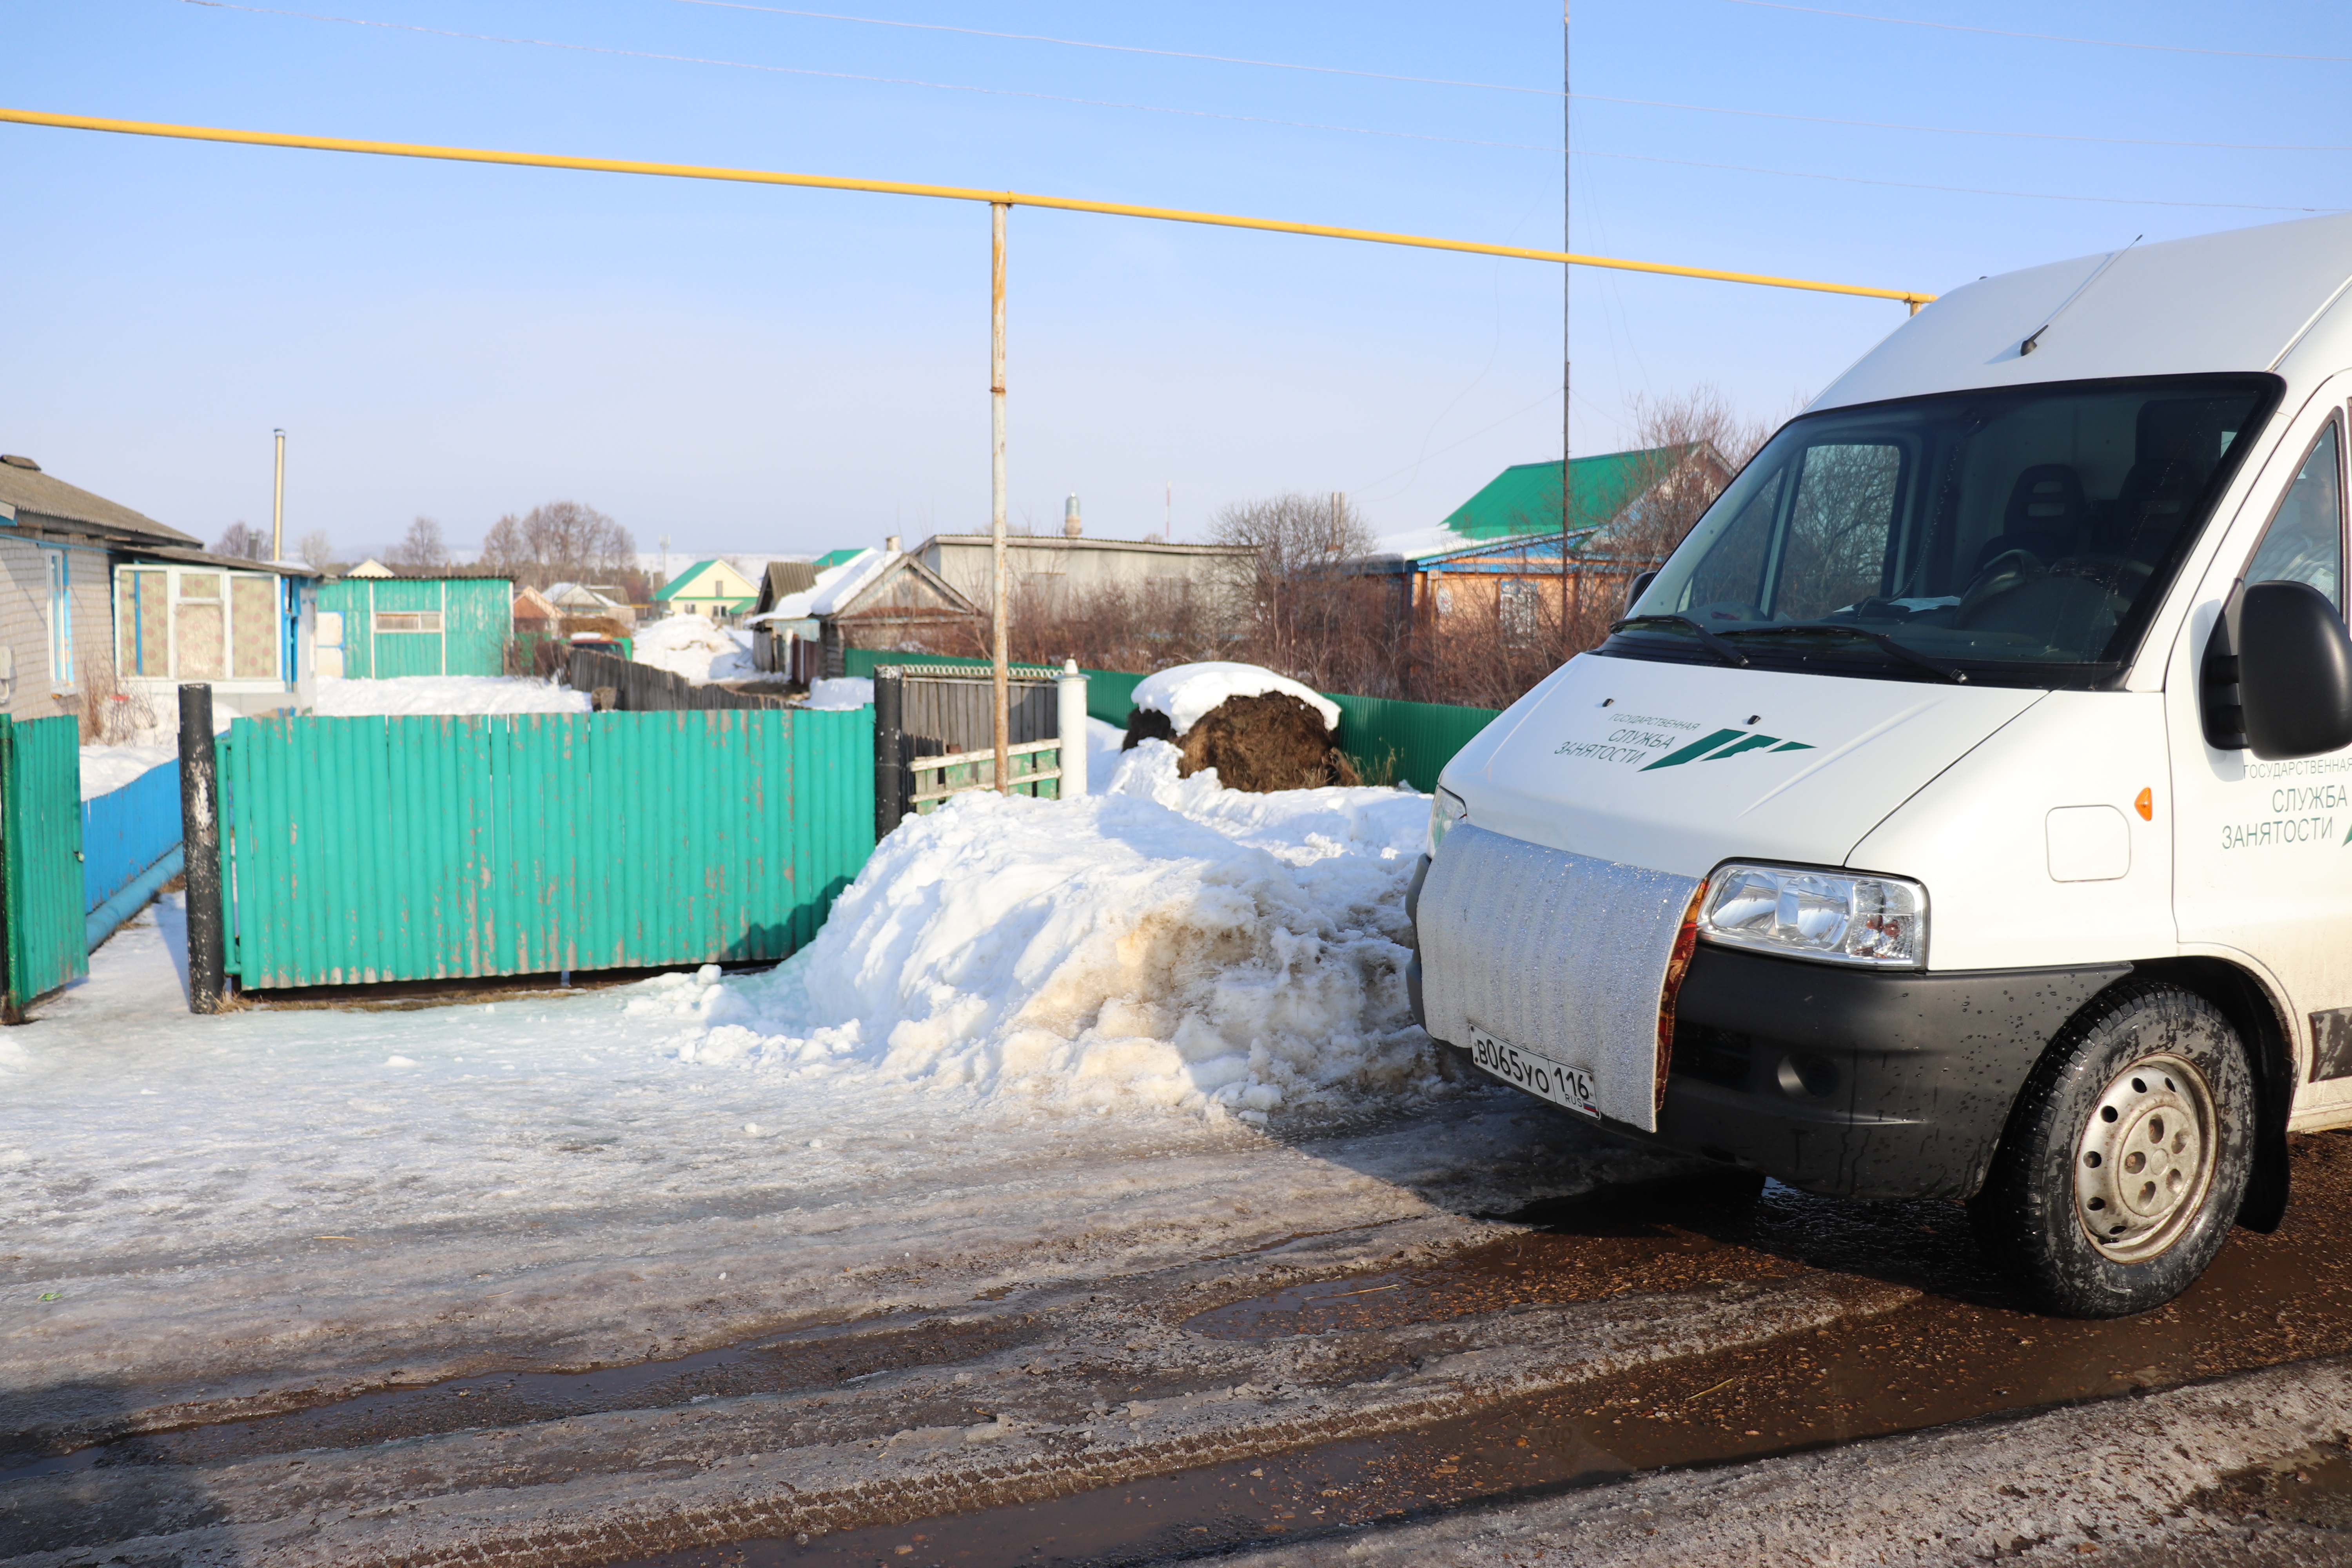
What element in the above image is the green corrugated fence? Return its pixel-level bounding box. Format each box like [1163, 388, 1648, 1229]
[840, 649, 1495, 791]
[2, 714, 87, 1013]
[215, 708, 873, 989]
[1320, 692, 1503, 791]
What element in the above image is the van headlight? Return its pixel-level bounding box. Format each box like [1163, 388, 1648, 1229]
[1428, 787, 1468, 856]
[1698, 862, 1927, 969]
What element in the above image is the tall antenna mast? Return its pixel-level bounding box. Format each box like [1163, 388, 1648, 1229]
[1560, 1, 1573, 645]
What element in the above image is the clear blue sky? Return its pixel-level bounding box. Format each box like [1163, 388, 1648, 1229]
[5, 0, 2348, 559]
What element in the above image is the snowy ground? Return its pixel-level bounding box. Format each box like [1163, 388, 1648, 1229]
[311, 675, 588, 717]
[633, 614, 753, 683]
[3, 745, 1671, 1439]
[76, 745, 176, 800]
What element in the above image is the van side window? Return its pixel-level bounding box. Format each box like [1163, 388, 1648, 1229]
[2244, 419, 2345, 610]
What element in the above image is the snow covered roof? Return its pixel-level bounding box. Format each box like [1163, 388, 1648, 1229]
[746, 548, 895, 622]
[1131, 662, 1341, 734]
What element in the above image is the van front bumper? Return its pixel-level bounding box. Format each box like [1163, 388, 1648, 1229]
[1410, 934, 2130, 1201]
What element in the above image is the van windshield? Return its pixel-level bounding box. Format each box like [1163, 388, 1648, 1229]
[1613, 374, 2281, 686]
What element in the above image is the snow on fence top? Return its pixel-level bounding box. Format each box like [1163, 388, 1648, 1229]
[314, 676, 591, 717]
[1130, 662, 1341, 736]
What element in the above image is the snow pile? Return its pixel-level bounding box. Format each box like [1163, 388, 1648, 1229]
[644, 742, 1437, 1123]
[80, 745, 177, 801]
[313, 677, 590, 717]
[803, 677, 873, 711]
[1132, 662, 1341, 735]
[633, 615, 753, 683]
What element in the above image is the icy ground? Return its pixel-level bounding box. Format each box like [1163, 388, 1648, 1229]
[1, 744, 1673, 1436]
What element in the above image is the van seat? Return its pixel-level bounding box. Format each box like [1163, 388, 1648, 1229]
[1975, 464, 2090, 572]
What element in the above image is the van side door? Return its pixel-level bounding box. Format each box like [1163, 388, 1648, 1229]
[2167, 377, 2352, 1122]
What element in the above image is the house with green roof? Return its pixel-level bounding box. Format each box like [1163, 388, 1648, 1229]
[1347, 442, 1734, 670]
[1438, 445, 1721, 541]
[652, 558, 759, 621]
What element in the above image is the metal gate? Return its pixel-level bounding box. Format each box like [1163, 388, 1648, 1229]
[871, 663, 1078, 835]
[1, 714, 86, 1015]
[213, 707, 873, 990]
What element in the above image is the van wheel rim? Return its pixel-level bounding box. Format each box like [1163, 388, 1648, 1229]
[2073, 1051, 2217, 1263]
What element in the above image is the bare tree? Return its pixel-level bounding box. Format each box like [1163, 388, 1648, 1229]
[213, 521, 267, 559]
[390, 515, 449, 571]
[479, 501, 637, 590]
[296, 529, 336, 571]
[1597, 385, 1779, 567]
[1204, 492, 1394, 691]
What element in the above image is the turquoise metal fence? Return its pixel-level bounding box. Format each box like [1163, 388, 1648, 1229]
[1322, 692, 1501, 790]
[215, 708, 873, 989]
[2, 714, 87, 1012]
[840, 650, 1493, 790]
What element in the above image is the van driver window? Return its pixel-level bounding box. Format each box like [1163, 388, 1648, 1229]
[2244, 420, 2345, 611]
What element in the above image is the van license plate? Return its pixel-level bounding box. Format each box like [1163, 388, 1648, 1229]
[1466, 1025, 1600, 1119]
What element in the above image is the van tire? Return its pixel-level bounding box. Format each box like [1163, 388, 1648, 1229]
[1969, 981, 2253, 1318]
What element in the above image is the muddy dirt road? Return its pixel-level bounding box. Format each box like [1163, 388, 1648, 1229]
[13, 1117, 2352, 1566]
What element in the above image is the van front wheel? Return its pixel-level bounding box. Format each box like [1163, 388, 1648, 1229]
[1971, 982, 2253, 1318]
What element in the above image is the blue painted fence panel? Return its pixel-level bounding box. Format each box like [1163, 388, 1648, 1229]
[82, 761, 183, 915]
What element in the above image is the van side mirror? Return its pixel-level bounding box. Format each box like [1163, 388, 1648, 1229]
[2234, 580, 2352, 760]
[1624, 569, 1659, 615]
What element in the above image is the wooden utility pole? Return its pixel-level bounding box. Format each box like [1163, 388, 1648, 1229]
[990, 201, 1011, 793]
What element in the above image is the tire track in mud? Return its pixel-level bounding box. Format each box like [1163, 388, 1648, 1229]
[0, 1221, 1910, 1566]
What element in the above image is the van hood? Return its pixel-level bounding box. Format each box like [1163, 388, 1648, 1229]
[1439, 654, 2046, 878]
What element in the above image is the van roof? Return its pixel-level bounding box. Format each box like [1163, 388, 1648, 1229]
[1815, 212, 2352, 412]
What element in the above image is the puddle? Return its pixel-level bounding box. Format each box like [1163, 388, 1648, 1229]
[0, 1315, 1037, 1482]
[2194, 1445, 2352, 1532]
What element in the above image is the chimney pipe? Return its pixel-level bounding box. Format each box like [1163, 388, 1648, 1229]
[1063, 492, 1082, 539]
[885, 534, 902, 553]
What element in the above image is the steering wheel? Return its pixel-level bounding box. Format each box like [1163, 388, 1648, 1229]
[1955, 549, 2045, 623]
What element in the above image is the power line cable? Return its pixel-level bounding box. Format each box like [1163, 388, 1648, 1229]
[1581, 146, 2337, 212]
[1577, 90, 2352, 153]
[180, 1, 1559, 152]
[1711, 0, 2352, 63]
[661, 0, 1561, 95]
[183, 2, 2352, 156]
[177, 1, 2342, 212]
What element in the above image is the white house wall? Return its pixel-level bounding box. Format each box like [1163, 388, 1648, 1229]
[0, 531, 114, 733]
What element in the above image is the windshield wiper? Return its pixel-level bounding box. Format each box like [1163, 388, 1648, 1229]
[1720, 623, 1969, 683]
[1609, 613, 1751, 667]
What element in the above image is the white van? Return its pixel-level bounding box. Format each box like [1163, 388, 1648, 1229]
[1410, 213, 2352, 1318]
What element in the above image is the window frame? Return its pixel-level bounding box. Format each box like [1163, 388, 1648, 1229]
[372, 610, 446, 635]
[41, 546, 73, 691]
[109, 561, 285, 684]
